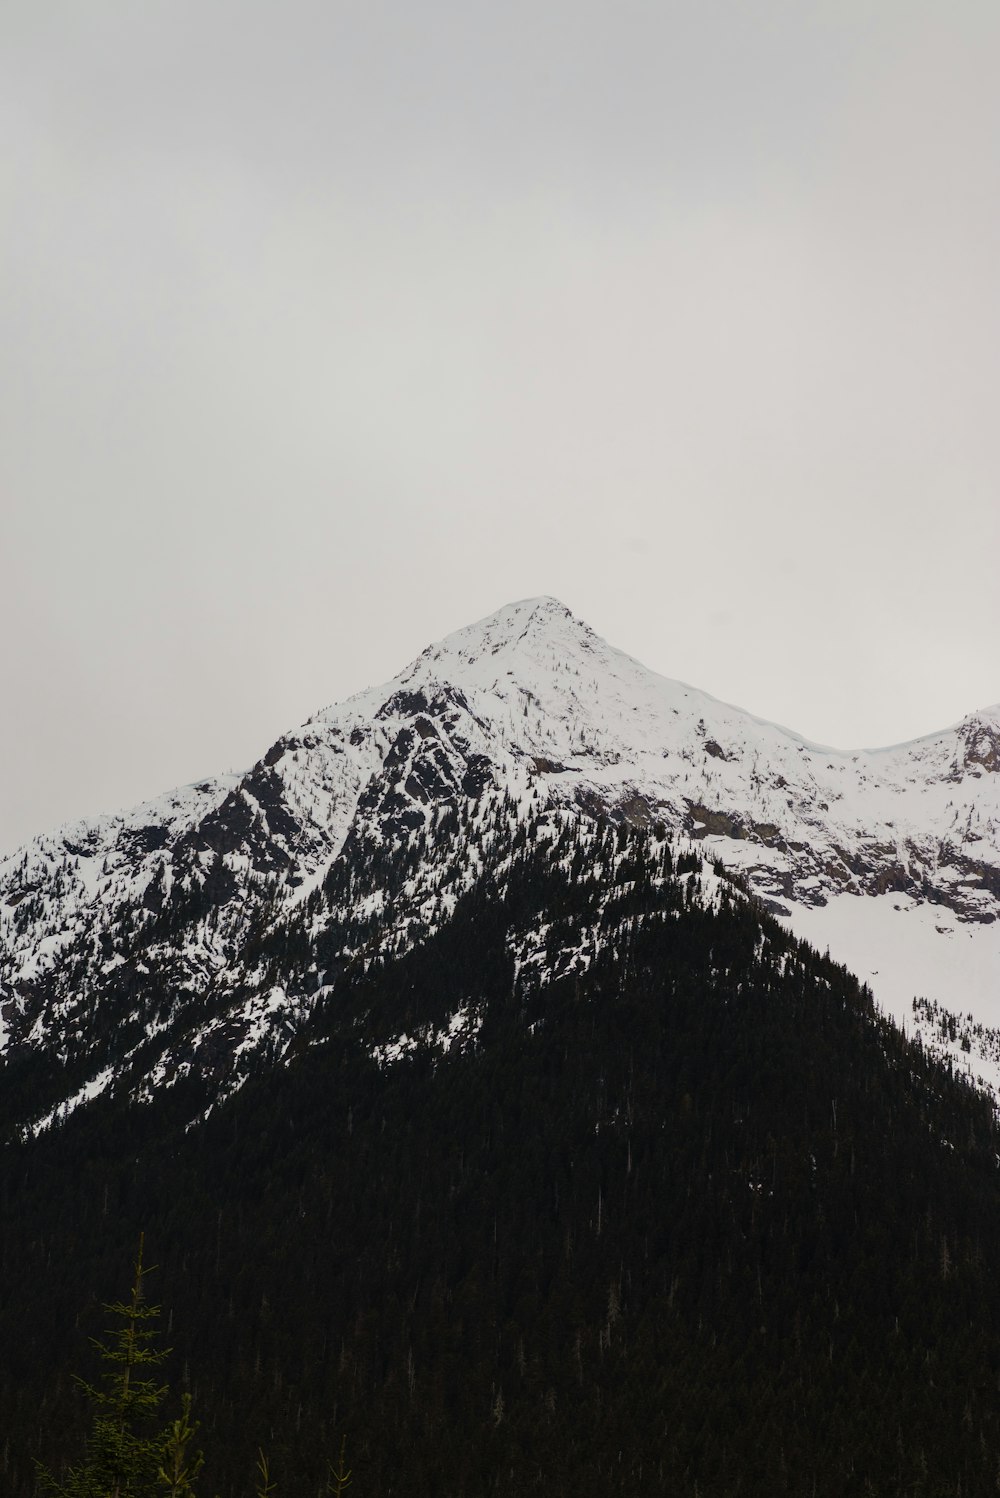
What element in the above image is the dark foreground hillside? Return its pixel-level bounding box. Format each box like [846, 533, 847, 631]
[2, 820, 1000, 1497]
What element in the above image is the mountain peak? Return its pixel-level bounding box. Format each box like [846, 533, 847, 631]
[510, 593, 572, 614]
[406, 596, 596, 678]
[2, 595, 1000, 1150]
[445, 594, 580, 643]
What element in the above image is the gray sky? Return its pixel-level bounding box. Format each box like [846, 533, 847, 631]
[3, 1, 999, 852]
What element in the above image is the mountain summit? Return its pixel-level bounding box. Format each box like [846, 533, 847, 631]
[1, 598, 998, 1129]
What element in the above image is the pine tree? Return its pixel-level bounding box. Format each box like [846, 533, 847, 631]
[36, 1235, 175, 1498]
[326, 1437, 351, 1497]
[156, 1395, 203, 1498]
[254, 1450, 277, 1498]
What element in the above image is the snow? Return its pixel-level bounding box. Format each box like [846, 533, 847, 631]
[369, 1005, 482, 1067]
[231, 986, 297, 1061]
[2, 593, 998, 1120]
[779, 891, 1000, 1098]
[29, 1065, 115, 1137]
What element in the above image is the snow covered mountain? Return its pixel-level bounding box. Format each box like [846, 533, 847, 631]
[2, 596, 998, 1129]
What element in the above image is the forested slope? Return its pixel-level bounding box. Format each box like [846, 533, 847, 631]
[3, 818, 1000, 1497]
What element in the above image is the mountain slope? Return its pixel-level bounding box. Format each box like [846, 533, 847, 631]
[5, 817, 1000, 1497]
[1, 596, 998, 1130]
[5, 605, 1000, 1494]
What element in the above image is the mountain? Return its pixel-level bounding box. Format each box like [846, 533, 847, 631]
[2, 596, 998, 1135]
[5, 599, 1000, 1496]
[5, 801, 1000, 1496]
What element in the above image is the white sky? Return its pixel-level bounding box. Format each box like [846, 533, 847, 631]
[2, 1, 999, 852]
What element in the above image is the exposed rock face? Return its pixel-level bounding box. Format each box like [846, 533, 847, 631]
[961, 719, 1000, 774]
[1, 596, 997, 1128]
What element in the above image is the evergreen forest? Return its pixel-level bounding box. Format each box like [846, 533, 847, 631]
[3, 815, 1000, 1496]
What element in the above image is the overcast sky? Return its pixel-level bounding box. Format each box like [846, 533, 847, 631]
[3, 1, 999, 852]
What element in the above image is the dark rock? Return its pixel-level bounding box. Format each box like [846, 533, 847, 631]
[123, 825, 171, 855]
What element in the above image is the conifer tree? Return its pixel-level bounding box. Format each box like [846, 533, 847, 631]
[254, 1450, 277, 1498]
[156, 1395, 203, 1498]
[36, 1235, 175, 1498]
[326, 1438, 351, 1497]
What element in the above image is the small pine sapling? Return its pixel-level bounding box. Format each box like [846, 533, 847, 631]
[157, 1392, 204, 1497]
[326, 1436, 352, 1497]
[254, 1449, 277, 1498]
